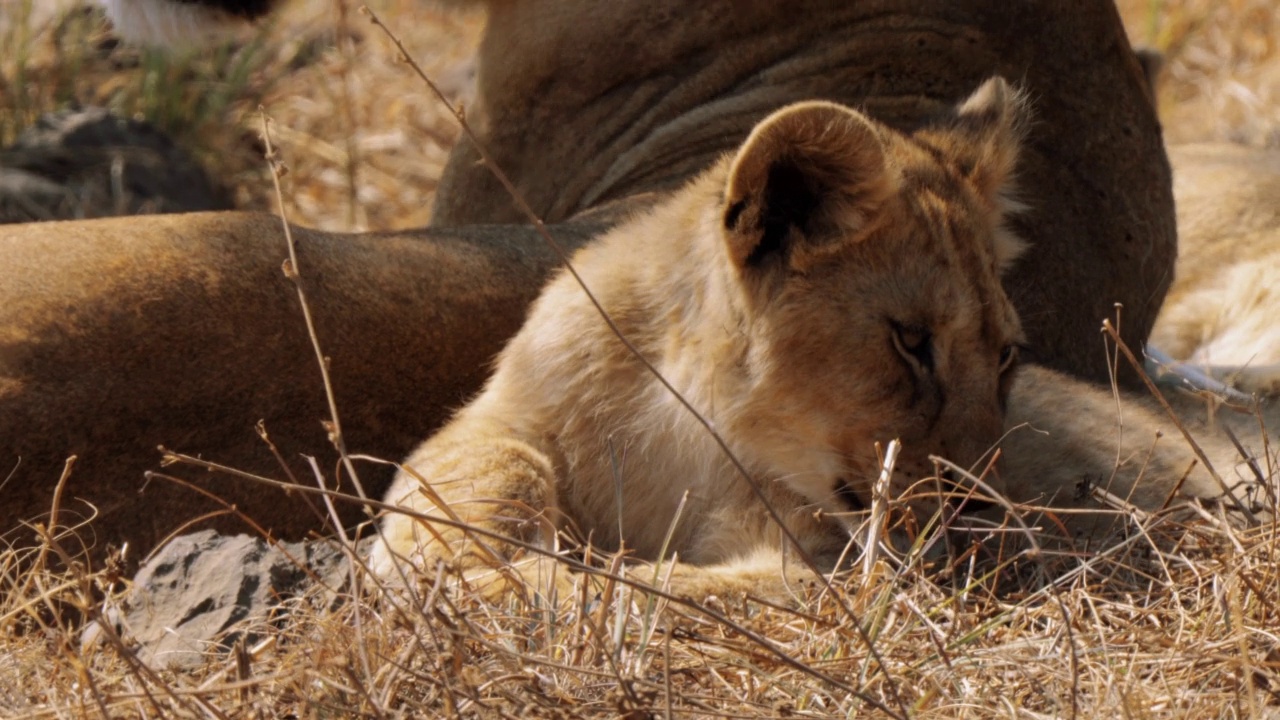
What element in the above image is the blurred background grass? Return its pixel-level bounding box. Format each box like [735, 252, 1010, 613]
[0, 0, 1276, 231]
[1117, 0, 1280, 147]
[0, 0, 479, 230]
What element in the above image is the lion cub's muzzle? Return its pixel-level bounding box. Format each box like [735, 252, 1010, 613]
[937, 467, 998, 515]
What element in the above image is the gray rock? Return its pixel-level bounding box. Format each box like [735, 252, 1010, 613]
[0, 106, 231, 223]
[83, 530, 353, 669]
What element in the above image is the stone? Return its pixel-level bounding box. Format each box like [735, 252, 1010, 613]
[0, 106, 230, 223]
[82, 530, 351, 669]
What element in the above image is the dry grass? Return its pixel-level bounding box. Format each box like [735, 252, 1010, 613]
[4, 2, 1280, 718]
[0, 0, 478, 230]
[4, 456, 1279, 718]
[1116, 0, 1280, 146]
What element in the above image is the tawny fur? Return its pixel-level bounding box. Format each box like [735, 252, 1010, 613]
[0, 212, 610, 554]
[437, 0, 1175, 388]
[1148, 143, 1280, 396]
[369, 82, 1274, 602]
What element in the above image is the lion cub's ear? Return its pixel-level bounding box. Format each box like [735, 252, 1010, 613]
[721, 102, 895, 270]
[942, 77, 1030, 272]
[947, 76, 1029, 213]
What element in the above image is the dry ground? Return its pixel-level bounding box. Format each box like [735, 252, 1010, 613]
[3, 1, 1280, 718]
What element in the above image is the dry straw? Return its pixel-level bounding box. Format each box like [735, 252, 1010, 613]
[3, 1, 1280, 718]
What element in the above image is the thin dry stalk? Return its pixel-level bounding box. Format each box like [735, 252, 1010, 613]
[359, 12, 907, 713]
[1102, 318, 1257, 522]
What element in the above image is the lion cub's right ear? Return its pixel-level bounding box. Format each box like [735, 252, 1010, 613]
[721, 102, 895, 271]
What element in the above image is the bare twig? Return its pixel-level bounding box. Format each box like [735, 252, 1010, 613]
[257, 109, 373, 513]
[1101, 319, 1258, 524]
[359, 10, 905, 712]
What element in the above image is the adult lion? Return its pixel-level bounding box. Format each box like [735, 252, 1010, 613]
[1147, 142, 1280, 396]
[99, 0, 1174, 383]
[3, 0, 1176, 561]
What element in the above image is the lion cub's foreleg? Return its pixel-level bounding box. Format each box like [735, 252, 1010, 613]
[368, 414, 831, 604]
[368, 419, 560, 592]
[369, 420, 826, 604]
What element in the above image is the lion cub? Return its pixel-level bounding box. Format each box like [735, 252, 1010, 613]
[370, 78, 1028, 597]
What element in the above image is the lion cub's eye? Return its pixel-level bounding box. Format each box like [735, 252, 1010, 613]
[891, 321, 934, 371]
[998, 344, 1020, 373]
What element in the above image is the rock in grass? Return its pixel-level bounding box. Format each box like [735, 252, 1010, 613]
[0, 106, 231, 223]
[82, 530, 350, 669]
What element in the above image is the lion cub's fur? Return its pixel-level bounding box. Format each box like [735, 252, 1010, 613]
[370, 79, 1031, 596]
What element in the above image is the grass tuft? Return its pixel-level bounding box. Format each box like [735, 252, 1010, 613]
[0, 0, 480, 229]
[4, 475, 1278, 717]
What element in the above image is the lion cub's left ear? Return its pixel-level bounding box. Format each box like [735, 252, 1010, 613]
[947, 76, 1029, 214]
[721, 102, 895, 270]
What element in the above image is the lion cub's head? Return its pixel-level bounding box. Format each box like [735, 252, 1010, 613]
[717, 78, 1027, 524]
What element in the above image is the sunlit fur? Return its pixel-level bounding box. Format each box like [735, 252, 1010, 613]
[371, 79, 1033, 598]
[1148, 142, 1280, 396]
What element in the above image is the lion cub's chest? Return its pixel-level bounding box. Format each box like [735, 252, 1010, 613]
[508, 297, 766, 561]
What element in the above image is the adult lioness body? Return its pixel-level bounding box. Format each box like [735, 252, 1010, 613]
[0, 214, 608, 552]
[101, 0, 1175, 385]
[436, 1, 1175, 389]
[5, 1, 1183, 559]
